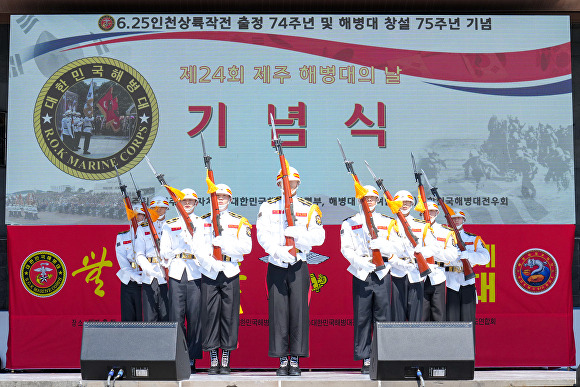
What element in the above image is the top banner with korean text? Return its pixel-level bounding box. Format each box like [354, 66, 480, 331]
[7, 14, 572, 226]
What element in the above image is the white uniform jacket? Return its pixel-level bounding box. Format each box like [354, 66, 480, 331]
[340, 212, 394, 281]
[445, 229, 490, 291]
[160, 215, 207, 281]
[387, 215, 437, 284]
[115, 229, 142, 285]
[73, 117, 82, 134]
[257, 196, 325, 268]
[134, 219, 167, 285]
[199, 210, 253, 280]
[61, 116, 73, 137]
[426, 222, 459, 285]
[83, 116, 94, 133]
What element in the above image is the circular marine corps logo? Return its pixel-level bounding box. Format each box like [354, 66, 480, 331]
[21, 251, 67, 298]
[513, 248, 558, 295]
[34, 57, 158, 180]
[98, 15, 115, 31]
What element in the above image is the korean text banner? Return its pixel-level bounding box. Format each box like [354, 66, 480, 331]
[6, 14, 573, 226]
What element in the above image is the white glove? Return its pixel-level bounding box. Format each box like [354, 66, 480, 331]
[274, 245, 295, 264]
[414, 245, 434, 258]
[369, 238, 396, 256]
[212, 259, 225, 272]
[355, 256, 376, 272]
[460, 250, 471, 261]
[284, 226, 306, 241]
[212, 235, 225, 248]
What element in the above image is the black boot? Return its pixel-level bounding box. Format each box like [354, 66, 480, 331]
[208, 349, 219, 375]
[276, 356, 289, 376]
[219, 349, 231, 374]
[361, 358, 370, 374]
[288, 355, 301, 376]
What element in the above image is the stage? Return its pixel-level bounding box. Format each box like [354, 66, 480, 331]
[0, 370, 575, 387]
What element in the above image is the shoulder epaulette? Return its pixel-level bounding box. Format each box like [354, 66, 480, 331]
[413, 218, 428, 224]
[118, 230, 130, 235]
[343, 215, 356, 222]
[297, 197, 313, 206]
[201, 213, 211, 219]
[229, 212, 243, 219]
[380, 213, 394, 220]
[441, 224, 453, 231]
[267, 196, 282, 203]
[465, 231, 477, 237]
[166, 217, 179, 224]
[139, 221, 148, 227]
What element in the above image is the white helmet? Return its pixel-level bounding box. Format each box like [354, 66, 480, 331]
[149, 196, 169, 208]
[426, 201, 439, 212]
[393, 190, 415, 205]
[65, 110, 72, 116]
[276, 167, 300, 186]
[450, 207, 466, 220]
[215, 184, 232, 197]
[134, 205, 145, 215]
[180, 189, 198, 201]
[362, 185, 379, 198]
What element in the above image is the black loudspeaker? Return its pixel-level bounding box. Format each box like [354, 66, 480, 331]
[80, 322, 191, 381]
[370, 322, 474, 380]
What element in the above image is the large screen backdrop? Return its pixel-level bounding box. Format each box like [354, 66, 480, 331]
[6, 14, 575, 368]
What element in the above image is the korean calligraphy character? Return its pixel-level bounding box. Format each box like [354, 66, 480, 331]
[449, 17, 460, 30]
[268, 102, 306, 126]
[385, 66, 402, 84]
[366, 17, 378, 30]
[288, 17, 301, 29]
[178, 16, 191, 29]
[482, 197, 490, 206]
[192, 17, 204, 29]
[254, 65, 271, 83]
[92, 65, 104, 77]
[238, 16, 250, 29]
[445, 196, 454, 206]
[353, 17, 365, 30]
[491, 318, 496, 325]
[72, 319, 77, 327]
[384, 16, 397, 30]
[329, 197, 338, 206]
[126, 79, 141, 93]
[54, 79, 69, 92]
[491, 197, 499, 206]
[466, 17, 477, 30]
[485, 318, 490, 326]
[347, 197, 356, 206]
[273, 66, 291, 84]
[220, 17, 231, 29]
[473, 197, 481, 205]
[299, 65, 316, 84]
[111, 68, 124, 82]
[377, 197, 384, 206]
[180, 65, 197, 83]
[206, 16, 218, 29]
[258, 197, 266, 204]
[250, 197, 257, 206]
[358, 66, 375, 83]
[321, 16, 333, 29]
[44, 96, 58, 109]
[304, 197, 312, 203]
[339, 66, 356, 84]
[398, 17, 410, 30]
[231, 197, 239, 206]
[71, 68, 85, 81]
[240, 197, 248, 206]
[151, 16, 163, 29]
[313, 197, 322, 206]
[500, 197, 508, 206]
[320, 65, 336, 84]
[136, 97, 149, 110]
[464, 197, 472, 206]
[251, 16, 263, 29]
[434, 17, 447, 30]
[454, 197, 463, 206]
[480, 18, 492, 30]
[339, 16, 351, 29]
[339, 197, 346, 206]
[165, 16, 177, 29]
[227, 65, 244, 84]
[303, 17, 315, 29]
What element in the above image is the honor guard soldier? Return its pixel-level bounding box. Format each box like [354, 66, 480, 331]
[445, 208, 490, 323]
[73, 112, 82, 151]
[160, 189, 207, 373]
[61, 110, 75, 150]
[199, 184, 252, 375]
[115, 205, 145, 321]
[340, 185, 398, 374]
[134, 196, 169, 322]
[387, 190, 437, 322]
[256, 167, 325, 376]
[421, 201, 458, 321]
[81, 114, 94, 155]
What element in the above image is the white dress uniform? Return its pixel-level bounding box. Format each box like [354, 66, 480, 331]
[256, 196, 325, 358]
[340, 211, 395, 361]
[134, 218, 168, 321]
[198, 211, 252, 354]
[446, 229, 490, 323]
[115, 229, 143, 321]
[422, 221, 458, 321]
[61, 115, 74, 148]
[160, 214, 207, 362]
[81, 116, 93, 154]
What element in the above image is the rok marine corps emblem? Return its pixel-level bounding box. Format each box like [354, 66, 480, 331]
[513, 248, 558, 295]
[34, 57, 158, 180]
[21, 251, 67, 297]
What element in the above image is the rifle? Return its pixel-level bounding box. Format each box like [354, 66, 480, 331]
[114, 165, 139, 236]
[337, 139, 385, 271]
[422, 170, 475, 280]
[201, 133, 223, 261]
[364, 161, 431, 277]
[411, 152, 431, 224]
[144, 156, 195, 237]
[130, 173, 161, 258]
[270, 114, 297, 258]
